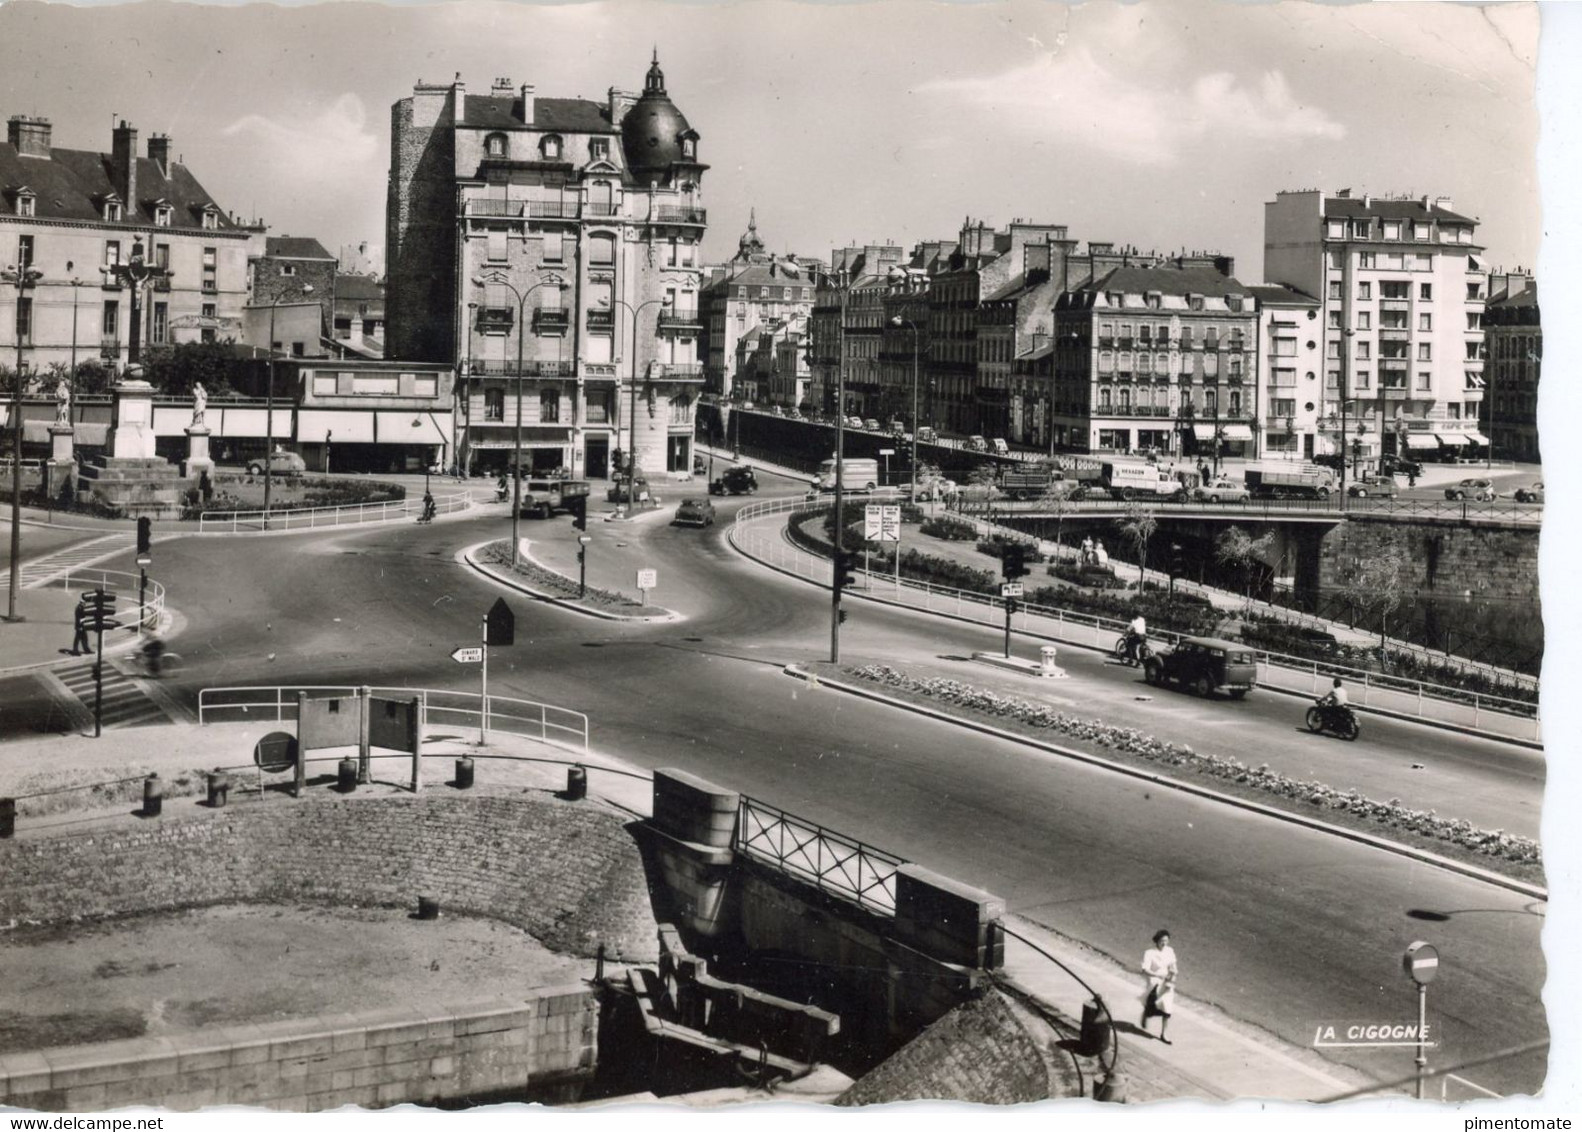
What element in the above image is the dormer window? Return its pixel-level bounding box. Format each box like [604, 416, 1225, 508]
[485, 132, 508, 157]
[540, 134, 563, 160]
[680, 132, 697, 160]
[153, 201, 173, 227]
[102, 196, 124, 222]
[11, 188, 35, 217]
[589, 138, 609, 161]
[201, 205, 220, 231]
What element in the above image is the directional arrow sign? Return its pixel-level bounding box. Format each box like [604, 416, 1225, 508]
[451, 646, 484, 664]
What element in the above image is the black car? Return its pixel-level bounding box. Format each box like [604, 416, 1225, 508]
[709, 465, 759, 496]
[1143, 636, 1258, 700]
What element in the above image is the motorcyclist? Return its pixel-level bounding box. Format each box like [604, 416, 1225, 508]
[1125, 613, 1148, 662]
[1316, 677, 1351, 721]
[421, 491, 437, 522]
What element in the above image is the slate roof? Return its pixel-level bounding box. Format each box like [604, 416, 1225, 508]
[1248, 283, 1319, 307]
[334, 273, 385, 301]
[1089, 264, 1250, 298]
[1324, 196, 1475, 225]
[265, 236, 335, 260]
[1487, 280, 1537, 310]
[0, 143, 238, 231]
[459, 95, 617, 134]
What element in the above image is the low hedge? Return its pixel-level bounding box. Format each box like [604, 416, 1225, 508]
[847, 665, 1541, 871]
[920, 515, 979, 541]
[479, 541, 645, 610]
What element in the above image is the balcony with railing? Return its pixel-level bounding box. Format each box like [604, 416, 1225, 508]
[657, 306, 703, 330]
[476, 308, 514, 333]
[654, 204, 707, 225]
[532, 308, 570, 333]
[583, 363, 619, 382]
[470, 359, 575, 378]
[586, 202, 620, 219]
[654, 362, 705, 381]
[529, 200, 579, 219]
[465, 199, 527, 218]
[586, 308, 615, 330]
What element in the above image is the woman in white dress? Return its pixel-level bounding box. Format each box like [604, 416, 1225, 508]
[1141, 928, 1178, 1043]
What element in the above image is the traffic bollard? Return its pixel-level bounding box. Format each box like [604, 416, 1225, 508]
[0, 797, 15, 839]
[206, 770, 230, 808]
[337, 758, 358, 793]
[455, 757, 475, 789]
[566, 765, 588, 801]
[417, 896, 441, 920]
[142, 774, 163, 818]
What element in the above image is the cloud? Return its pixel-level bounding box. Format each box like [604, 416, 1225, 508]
[221, 94, 381, 189]
[919, 48, 1345, 167]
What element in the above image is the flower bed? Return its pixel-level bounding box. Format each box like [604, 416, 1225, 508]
[844, 664, 1543, 876]
[920, 515, 978, 541]
[479, 541, 646, 610]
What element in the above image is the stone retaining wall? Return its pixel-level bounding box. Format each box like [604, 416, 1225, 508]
[0, 794, 656, 961]
[0, 986, 595, 1111]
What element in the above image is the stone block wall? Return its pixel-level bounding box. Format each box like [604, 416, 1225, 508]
[0, 794, 658, 962]
[0, 986, 595, 1112]
[1316, 514, 1540, 602]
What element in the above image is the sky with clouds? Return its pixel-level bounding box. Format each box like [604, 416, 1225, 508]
[0, 0, 1547, 282]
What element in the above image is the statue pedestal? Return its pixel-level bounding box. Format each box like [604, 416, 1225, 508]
[185, 426, 214, 479]
[108, 379, 158, 460]
[78, 376, 181, 517]
[43, 425, 77, 504]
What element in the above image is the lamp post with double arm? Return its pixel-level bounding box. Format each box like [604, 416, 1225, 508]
[890, 315, 922, 504]
[608, 295, 672, 504]
[3, 262, 43, 623]
[472, 273, 567, 567]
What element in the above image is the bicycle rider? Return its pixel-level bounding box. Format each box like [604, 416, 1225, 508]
[1125, 612, 1148, 662]
[141, 635, 167, 676]
[421, 490, 437, 522]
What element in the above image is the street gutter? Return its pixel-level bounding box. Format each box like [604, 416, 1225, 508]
[784, 663, 1546, 901]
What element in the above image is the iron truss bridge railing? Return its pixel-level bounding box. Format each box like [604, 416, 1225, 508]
[736, 794, 906, 915]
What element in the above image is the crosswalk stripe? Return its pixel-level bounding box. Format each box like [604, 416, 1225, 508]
[45, 658, 172, 730]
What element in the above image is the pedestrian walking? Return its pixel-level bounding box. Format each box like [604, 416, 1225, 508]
[1141, 929, 1178, 1043]
[1408, 468, 1418, 489]
[198, 469, 213, 503]
[71, 600, 90, 655]
[1081, 536, 1094, 566]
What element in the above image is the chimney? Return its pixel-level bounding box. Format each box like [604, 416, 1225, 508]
[112, 120, 138, 211]
[1434, 195, 1453, 212]
[1361, 194, 1370, 208]
[147, 133, 171, 176]
[519, 82, 535, 124]
[452, 74, 466, 120]
[608, 87, 638, 127]
[7, 114, 52, 158]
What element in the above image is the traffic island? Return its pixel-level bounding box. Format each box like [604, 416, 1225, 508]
[971, 645, 1068, 679]
[465, 539, 678, 621]
[792, 662, 1545, 894]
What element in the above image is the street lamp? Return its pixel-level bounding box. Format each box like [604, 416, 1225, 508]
[1338, 327, 1354, 508]
[607, 295, 672, 503]
[471, 273, 567, 567]
[263, 283, 313, 526]
[63, 264, 86, 393]
[3, 262, 43, 623]
[890, 315, 922, 504]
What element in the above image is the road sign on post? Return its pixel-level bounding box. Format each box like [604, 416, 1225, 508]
[484, 598, 514, 646]
[451, 646, 484, 664]
[864, 504, 901, 543]
[1403, 941, 1440, 1099]
[636, 568, 657, 605]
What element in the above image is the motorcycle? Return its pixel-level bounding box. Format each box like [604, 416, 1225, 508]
[1305, 701, 1360, 741]
[1112, 633, 1154, 667]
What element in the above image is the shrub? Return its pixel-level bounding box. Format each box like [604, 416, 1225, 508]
[920, 515, 979, 541]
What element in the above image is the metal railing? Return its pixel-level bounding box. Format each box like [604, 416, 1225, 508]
[728, 498, 1541, 742]
[197, 684, 589, 753]
[948, 494, 1543, 525]
[34, 567, 166, 632]
[197, 491, 471, 535]
[737, 794, 906, 915]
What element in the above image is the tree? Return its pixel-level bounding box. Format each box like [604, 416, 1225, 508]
[140, 341, 239, 397]
[1116, 502, 1158, 590]
[1339, 535, 1411, 667]
[1214, 524, 1276, 611]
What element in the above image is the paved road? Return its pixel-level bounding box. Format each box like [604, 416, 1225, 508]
[0, 483, 1549, 1096]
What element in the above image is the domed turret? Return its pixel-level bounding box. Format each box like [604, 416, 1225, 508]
[620, 50, 700, 182]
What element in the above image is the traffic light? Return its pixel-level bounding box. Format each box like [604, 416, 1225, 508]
[1001, 543, 1029, 580]
[1169, 543, 1184, 578]
[834, 549, 860, 590]
[569, 496, 587, 532]
[838, 609, 849, 624]
[1005, 598, 1019, 615]
[136, 517, 153, 557]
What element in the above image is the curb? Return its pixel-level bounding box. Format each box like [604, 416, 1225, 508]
[0, 608, 179, 679]
[729, 512, 1541, 750]
[784, 664, 1547, 901]
[457, 541, 680, 623]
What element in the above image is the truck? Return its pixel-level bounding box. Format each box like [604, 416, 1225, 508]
[1245, 468, 1333, 500]
[708, 465, 759, 496]
[1100, 462, 1186, 500]
[814, 457, 880, 491]
[998, 468, 1064, 500]
[520, 477, 591, 519]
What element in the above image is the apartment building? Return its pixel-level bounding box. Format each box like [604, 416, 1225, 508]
[1482, 274, 1539, 463]
[1264, 189, 1488, 466]
[1248, 284, 1323, 460]
[700, 212, 813, 400]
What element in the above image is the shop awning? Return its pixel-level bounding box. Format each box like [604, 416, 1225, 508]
[1192, 424, 1217, 440]
[300, 409, 375, 445]
[374, 411, 450, 447]
[1220, 424, 1254, 441]
[1460, 430, 1490, 446]
[216, 408, 293, 438]
[1404, 433, 1440, 450]
[22, 421, 109, 445]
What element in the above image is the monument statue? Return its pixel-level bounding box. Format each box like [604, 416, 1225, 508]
[191, 382, 208, 427]
[54, 377, 70, 426]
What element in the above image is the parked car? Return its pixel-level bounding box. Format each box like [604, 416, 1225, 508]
[1347, 475, 1398, 499]
[607, 474, 652, 504]
[845, 415, 865, 430]
[770, 405, 784, 417]
[903, 477, 957, 502]
[1380, 454, 1423, 479]
[990, 438, 1010, 455]
[863, 418, 882, 432]
[1068, 484, 1113, 502]
[246, 450, 307, 477]
[887, 419, 907, 436]
[673, 497, 717, 527]
[1514, 481, 1545, 504]
[1142, 636, 1258, 700]
[1193, 478, 1250, 503]
[916, 426, 939, 444]
[786, 408, 803, 421]
[964, 435, 989, 452]
[1445, 477, 1498, 502]
[741, 401, 755, 410]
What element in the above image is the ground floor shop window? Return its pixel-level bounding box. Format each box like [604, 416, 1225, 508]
[667, 435, 690, 473]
